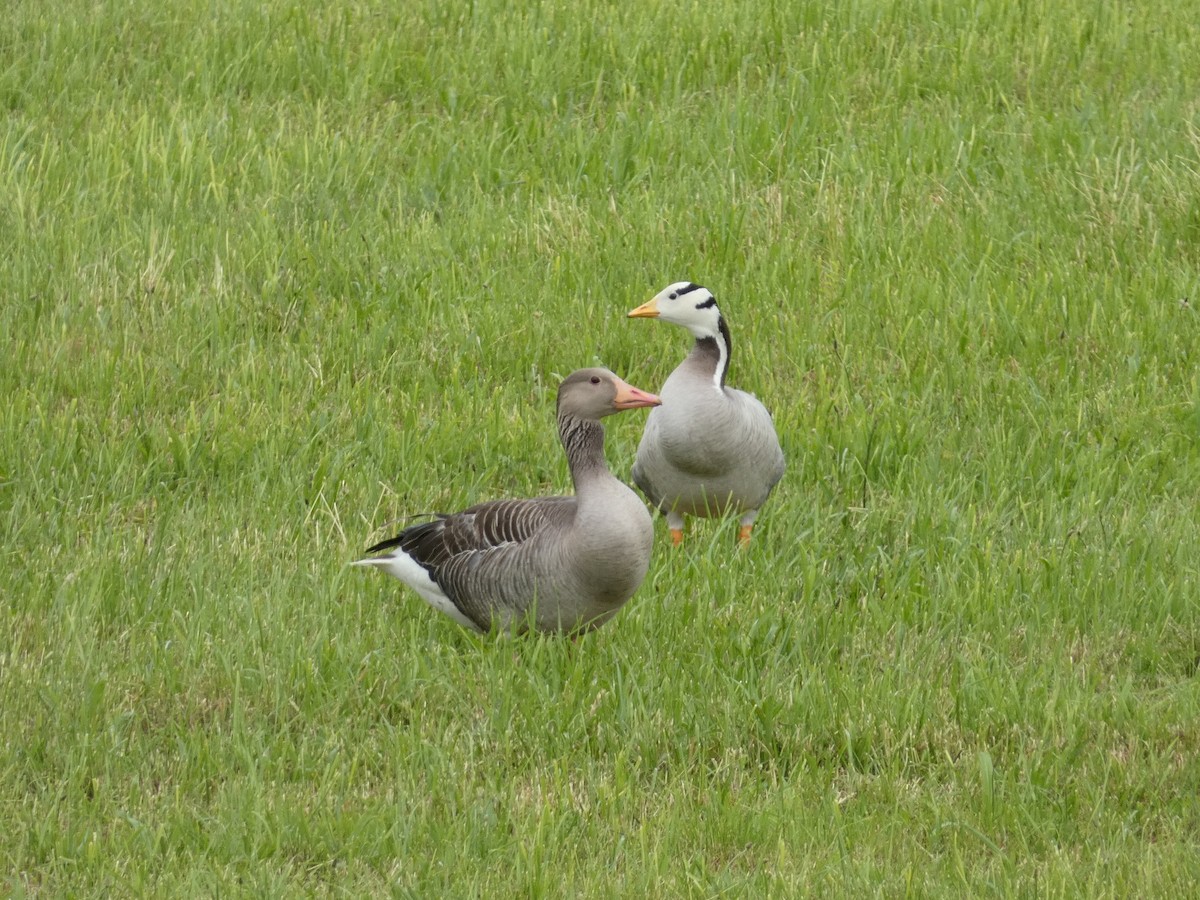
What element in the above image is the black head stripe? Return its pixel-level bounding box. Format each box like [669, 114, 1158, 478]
[676, 282, 704, 296]
[694, 296, 716, 310]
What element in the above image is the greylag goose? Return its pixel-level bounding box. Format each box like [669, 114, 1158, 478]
[353, 368, 661, 635]
[628, 281, 785, 546]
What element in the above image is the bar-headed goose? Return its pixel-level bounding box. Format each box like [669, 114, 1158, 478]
[354, 368, 660, 635]
[628, 281, 785, 546]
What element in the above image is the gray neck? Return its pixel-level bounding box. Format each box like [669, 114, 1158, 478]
[685, 315, 731, 389]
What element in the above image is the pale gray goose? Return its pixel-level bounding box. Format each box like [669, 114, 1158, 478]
[353, 368, 660, 634]
[628, 281, 785, 546]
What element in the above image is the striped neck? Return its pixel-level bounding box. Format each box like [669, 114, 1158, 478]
[557, 415, 609, 488]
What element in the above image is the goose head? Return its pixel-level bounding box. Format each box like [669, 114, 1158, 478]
[627, 281, 721, 340]
[558, 368, 661, 420]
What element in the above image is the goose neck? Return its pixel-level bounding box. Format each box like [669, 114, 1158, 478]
[687, 315, 731, 390]
[557, 415, 610, 492]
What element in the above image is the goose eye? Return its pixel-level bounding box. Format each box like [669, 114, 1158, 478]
[668, 292, 678, 300]
[590, 376, 601, 385]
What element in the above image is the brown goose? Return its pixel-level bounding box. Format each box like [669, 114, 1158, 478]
[628, 282, 785, 546]
[353, 368, 660, 635]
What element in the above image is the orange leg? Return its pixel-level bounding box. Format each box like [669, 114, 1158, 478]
[666, 511, 685, 547]
[737, 510, 761, 548]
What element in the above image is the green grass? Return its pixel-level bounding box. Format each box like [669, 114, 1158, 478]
[3, 0, 1200, 894]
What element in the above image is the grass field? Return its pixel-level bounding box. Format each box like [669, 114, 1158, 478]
[3, 0, 1200, 894]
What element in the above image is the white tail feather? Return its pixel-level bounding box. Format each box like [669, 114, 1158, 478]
[352, 550, 480, 631]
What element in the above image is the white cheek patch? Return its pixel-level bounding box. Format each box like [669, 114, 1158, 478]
[352, 554, 481, 631]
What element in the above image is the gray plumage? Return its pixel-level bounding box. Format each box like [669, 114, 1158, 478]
[628, 282, 785, 544]
[354, 368, 660, 635]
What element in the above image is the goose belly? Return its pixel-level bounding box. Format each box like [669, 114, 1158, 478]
[482, 499, 651, 634]
[559, 495, 654, 614]
[654, 475, 745, 517]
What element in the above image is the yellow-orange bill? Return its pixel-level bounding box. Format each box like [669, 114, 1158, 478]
[627, 298, 660, 318]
